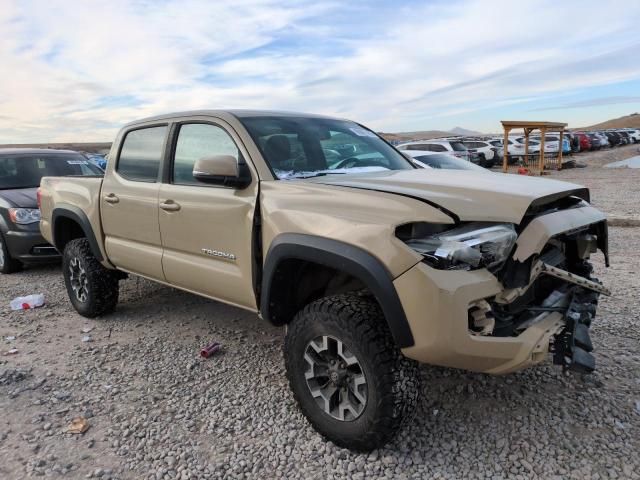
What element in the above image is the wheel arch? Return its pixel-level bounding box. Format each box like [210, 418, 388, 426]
[52, 204, 103, 261]
[261, 233, 414, 348]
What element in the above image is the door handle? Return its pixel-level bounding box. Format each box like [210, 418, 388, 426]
[104, 193, 119, 204]
[160, 200, 181, 212]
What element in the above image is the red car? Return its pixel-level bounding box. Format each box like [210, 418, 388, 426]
[574, 133, 592, 151]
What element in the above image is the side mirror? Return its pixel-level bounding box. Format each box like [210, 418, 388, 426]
[192, 155, 252, 189]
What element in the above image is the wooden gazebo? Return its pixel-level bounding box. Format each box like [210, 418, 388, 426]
[501, 121, 568, 175]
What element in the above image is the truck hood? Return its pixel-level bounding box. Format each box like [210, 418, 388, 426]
[0, 187, 38, 208]
[309, 170, 588, 223]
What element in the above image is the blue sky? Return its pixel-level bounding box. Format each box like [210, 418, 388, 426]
[1, 0, 640, 142]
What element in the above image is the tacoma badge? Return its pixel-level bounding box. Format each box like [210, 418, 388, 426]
[201, 248, 236, 261]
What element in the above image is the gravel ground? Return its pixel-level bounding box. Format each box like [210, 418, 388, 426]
[1, 146, 640, 479]
[547, 143, 640, 220]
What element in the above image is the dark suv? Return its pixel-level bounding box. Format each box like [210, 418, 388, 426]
[0, 149, 103, 273]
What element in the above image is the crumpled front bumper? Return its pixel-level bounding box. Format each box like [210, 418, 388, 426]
[395, 204, 608, 375]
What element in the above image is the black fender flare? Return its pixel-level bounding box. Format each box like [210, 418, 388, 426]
[261, 233, 414, 348]
[52, 204, 104, 261]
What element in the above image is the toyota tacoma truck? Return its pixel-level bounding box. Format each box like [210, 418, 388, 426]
[39, 110, 609, 451]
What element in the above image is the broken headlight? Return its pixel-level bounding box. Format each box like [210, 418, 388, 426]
[404, 222, 517, 270]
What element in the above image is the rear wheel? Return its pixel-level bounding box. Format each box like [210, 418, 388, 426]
[63, 238, 119, 317]
[284, 294, 419, 451]
[0, 233, 22, 274]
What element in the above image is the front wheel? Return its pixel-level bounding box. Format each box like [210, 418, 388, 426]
[284, 294, 420, 451]
[63, 238, 119, 317]
[0, 233, 23, 274]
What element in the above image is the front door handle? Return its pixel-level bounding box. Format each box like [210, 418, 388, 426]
[160, 200, 181, 212]
[104, 193, 119, 204]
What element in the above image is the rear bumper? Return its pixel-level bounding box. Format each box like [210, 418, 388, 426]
[4, 230, 60, 263]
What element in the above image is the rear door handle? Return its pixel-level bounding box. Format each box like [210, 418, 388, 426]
[104, 193, 119, 204]
[160, 200, 181, 212]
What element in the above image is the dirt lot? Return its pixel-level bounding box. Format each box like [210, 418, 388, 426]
[1, 145, 639, 479]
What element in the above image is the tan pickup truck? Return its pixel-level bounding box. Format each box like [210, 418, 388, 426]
[39, 110, 609, 450]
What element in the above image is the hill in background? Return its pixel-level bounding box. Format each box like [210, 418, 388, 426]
[0, 142, 111, 154]
[378, 130, 452, 142]
[583, 113, 640, 130]
[449, 126, 483, 136]
[379, 126, 484, 143]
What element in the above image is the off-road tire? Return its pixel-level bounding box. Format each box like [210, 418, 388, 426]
[63, 238, 119, 317]
[284, 293, 420, 451]
[0, 232, 22, 274]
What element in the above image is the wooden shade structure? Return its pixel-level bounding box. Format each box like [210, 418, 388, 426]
[501, 121, 568, 175]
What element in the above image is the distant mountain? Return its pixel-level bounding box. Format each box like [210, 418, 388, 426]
[448, 126, 483, 136]
[379, 126, 485, 143]
[582, 113, 640, 130]
[378, 130, 452, 142]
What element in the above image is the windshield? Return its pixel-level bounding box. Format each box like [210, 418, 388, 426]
[412, 154, 488, 172]
[0, 153, 103, 190]
[239, 116, 414, 179]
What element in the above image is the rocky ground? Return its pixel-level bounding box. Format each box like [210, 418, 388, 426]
[1, 145, 639, 479]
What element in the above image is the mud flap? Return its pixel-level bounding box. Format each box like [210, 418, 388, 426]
[552, 288, 599, 373]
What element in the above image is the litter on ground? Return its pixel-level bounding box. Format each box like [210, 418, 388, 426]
[200, 341, 222, 358]
[66, 417, 90, 434]
[9, 294, 45, 310]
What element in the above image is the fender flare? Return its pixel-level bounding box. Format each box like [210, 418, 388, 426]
[52, 204, 103, 261]
[261, 233, 414, 348]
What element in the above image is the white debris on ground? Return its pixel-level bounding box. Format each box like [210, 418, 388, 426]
[603, 155, 640, 168]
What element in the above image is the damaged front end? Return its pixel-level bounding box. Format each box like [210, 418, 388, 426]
[469, 198, 609, 373]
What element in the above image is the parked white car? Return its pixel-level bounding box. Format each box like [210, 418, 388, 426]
[402, 150, 489, 172]
[488, 138, 539, 164]
[397, 139, 472, 162]
[530, 135, 572, 154]
[460, 140, 499, 167]
[621, 129, 640, 143]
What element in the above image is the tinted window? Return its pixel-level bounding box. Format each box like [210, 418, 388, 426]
[173, 124, 239, 185]
[449, 142, 467, 151]
[0, 153, 103, 190]
[117, 126, 167, 182]
[405, 144, 427, 151]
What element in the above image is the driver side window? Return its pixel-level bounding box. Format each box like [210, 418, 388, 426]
[173, 123, 239, 185]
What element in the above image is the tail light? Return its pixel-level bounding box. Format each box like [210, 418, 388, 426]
[37, 188, 42, 209]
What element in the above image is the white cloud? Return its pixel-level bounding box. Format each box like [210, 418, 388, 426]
[1, 0, 639, 142]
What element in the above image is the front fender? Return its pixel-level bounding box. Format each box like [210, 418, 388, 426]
[261, 233, 415, 348]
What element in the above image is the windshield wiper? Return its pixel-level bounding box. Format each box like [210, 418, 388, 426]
[286, 171, 347, 179]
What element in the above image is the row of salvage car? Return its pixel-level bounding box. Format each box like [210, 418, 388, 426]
[396, 128, 639, 168]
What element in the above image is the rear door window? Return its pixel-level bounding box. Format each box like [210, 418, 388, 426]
[117, 126, 167, 182]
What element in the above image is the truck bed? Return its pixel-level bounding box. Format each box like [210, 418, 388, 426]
[39, 176, 109, 263]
